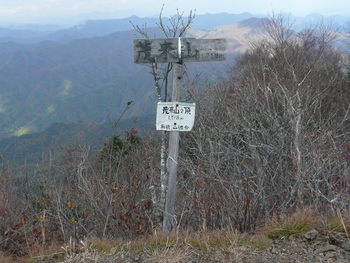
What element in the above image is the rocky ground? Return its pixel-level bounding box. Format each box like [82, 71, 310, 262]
[30, 229, 350, 263]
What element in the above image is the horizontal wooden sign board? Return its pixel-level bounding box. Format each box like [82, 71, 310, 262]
[134, 38, 226, 64]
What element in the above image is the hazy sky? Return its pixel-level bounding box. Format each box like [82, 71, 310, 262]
[1, 0, 350, 26]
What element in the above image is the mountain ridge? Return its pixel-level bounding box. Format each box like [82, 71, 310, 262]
[1, 15, 349, 139]
[0, 13, 349, 163]
[0, 22, 243, 140]
[1, 12, 349, 44]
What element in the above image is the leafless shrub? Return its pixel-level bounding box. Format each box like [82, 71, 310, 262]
[2, 13, 350, 261]
[177, 14, 350, 233]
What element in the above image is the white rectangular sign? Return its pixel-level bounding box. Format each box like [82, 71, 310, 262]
[156, 102, 196, 131]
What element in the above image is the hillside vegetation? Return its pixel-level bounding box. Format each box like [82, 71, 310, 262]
[2, 14, 332, 141]
[0, 29, 157, 139]
[0, 16, 266, 162]
[1, 13, 350, 262]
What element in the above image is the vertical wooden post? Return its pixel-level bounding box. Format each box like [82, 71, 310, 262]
[163, 61, 183, 232]
[134, 37, 226, 233]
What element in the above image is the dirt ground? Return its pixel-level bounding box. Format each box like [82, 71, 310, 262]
[29, 229, 350, 263]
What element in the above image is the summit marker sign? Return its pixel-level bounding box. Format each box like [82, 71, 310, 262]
[134, 38, 226, 64]
[156, 102, 196, 132]
[133, 36, 226, 233]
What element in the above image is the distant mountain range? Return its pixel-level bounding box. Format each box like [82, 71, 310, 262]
[0, 14, 266, 140]
[1, 12, 350, 44]
[0, 12, 349, 163]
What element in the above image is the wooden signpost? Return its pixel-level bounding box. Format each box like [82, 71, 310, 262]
[134, 38, 226, 63]
[134, 37, 226, 232]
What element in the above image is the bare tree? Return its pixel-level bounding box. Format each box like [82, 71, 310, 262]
[179, 13, 350, 232]
[254, 13, 349, 207]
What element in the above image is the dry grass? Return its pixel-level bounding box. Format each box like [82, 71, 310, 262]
[261, 207, 350, 240]
[327, 210, 350, 237]
[6, 208, 350, 262]
[0, 252, 16, 263]
[262, 208, 320, 239]
[88, 237, 124, 254]
[53, 230, 257, 263]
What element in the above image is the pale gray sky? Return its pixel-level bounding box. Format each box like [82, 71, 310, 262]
[1, 0, 350, 25]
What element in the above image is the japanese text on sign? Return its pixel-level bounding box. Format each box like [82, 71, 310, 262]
[156, 102, 196, 131]
[134, 38, 226, 64]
